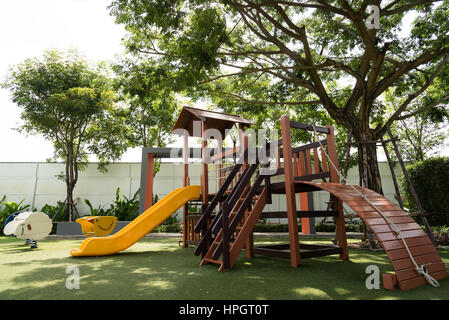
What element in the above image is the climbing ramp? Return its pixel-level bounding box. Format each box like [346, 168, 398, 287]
[297, 181, 448, 291]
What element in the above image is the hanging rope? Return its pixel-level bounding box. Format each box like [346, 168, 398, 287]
[311, 125, 440, 288]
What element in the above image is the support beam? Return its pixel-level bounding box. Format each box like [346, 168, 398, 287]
[280, 116, 301, 267]
[183, 131, 189, 247]
[144, 153, 155, 211]
[326, 125, 348, 260]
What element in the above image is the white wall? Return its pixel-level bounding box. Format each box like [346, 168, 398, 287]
[0, 161, 404, 220]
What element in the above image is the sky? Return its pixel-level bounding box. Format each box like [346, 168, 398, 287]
[0, 0, 138, 162]
[0, 1, 447, 163]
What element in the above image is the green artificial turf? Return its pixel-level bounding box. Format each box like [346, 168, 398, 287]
[0, 236, 448, 300]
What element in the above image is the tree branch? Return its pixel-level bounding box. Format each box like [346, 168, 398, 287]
[379, 55, 449, 136]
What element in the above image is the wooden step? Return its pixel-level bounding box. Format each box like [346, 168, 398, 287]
[203, 257, 223, 265]
[213, 240, 235, 247]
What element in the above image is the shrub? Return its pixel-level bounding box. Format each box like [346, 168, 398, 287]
[109, 188, 140, 221]
[40, 201, 67, 222]
[429, 226, 449, 246]
[251, 222, 363, 233]
[402, 157, 449, 226]
[253, 223, 294, 233]
[84, 199, 113, 216]
[83, 188, 140, 221]
[162, 214, 180, 226]
[154, 224, 182, 233]
[314, 222, 363, 233]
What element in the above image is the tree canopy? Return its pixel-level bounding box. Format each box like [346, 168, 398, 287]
[109, 0, 449, 193]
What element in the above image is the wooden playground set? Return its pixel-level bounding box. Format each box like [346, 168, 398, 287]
[139, 106, 447, 291]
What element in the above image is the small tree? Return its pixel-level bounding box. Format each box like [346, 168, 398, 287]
[2, 49, 128, 221]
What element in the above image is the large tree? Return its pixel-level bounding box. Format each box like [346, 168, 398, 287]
[109, 0, 449, 193]
[2, 49, 128, 221]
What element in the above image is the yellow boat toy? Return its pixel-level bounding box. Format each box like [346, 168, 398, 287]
[76, 216, 117, 237]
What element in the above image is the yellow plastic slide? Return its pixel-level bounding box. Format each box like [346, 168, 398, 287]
[70, 185, 200, 257]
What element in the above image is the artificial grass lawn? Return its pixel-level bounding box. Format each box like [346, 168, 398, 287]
[0, 236, 448, 300]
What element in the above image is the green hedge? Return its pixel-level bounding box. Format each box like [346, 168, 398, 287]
[402, 157, 449, 226]
[253, 224, 294, 232]
[154, 224, 182, 233]
[252, 223, 363, 233]
[430, 226, 449, 246]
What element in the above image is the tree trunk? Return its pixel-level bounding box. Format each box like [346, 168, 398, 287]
[66, 182, 74, 222]
[357, 135, 384, 195]
[356, 133, 383, 249]
[64, 146, 77, 222]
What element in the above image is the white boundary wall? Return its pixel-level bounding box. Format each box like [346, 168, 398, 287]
[0, 161, 404, 220]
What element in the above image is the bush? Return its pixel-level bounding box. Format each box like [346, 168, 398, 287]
[84, 199, 113, 216]
[154, 224, 182, 233]
[162, 214, 180, 226]
[109, 188, 140, 221]
[402, 157, 449, 226]
[314, 222, 363, 233]
[253, 223, 294, 232]
[83, 188, 140, 221]
[429, 226, 449, 246]
[251, 222, 363, 233]
[40, 201, 67, 222]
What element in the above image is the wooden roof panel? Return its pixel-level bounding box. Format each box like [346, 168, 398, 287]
[172, 106, 254, 138]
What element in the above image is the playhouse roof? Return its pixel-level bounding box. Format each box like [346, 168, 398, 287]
[172, 106, 253, 138]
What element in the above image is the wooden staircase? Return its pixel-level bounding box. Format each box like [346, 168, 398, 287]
[194, 158, 268, 271]
[200, 188, 267, 271]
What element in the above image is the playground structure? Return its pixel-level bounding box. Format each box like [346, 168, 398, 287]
[73, 106, 447, 291]
[140, 106, 446, 291]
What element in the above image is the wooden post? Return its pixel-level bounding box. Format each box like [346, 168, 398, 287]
[144, 153, 155, 211]
[381, 140, 404, 209]
[326, 125, 348, 260]
[238, 126, 253, 259]
[387, 128, 436, 246]
[201, 121, 209, 206]
[222, 201, 231, 270]
[217, 136, 223, 190]
[182, 131, 189, 247]
[280, 116, 301, 267]
[298, 151, 311, 234]
[200, 121, 209, 255]
[275, 144, 281, 169]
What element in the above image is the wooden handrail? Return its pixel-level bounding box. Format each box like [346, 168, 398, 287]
[210, 147, 240, 162]
[291, 139, 327, 153]
[289, 121, 330, 134]
[212, 168, 267, 260]
[211, 163, 259, 235]
[194, 148, 248, 233]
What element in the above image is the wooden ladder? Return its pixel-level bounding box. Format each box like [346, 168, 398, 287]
[200, 173, 268, 271]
